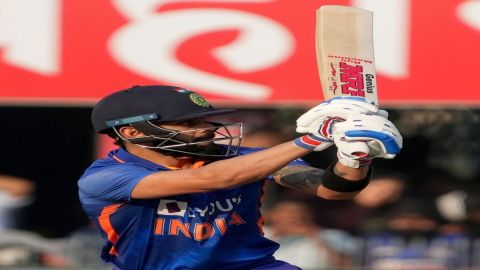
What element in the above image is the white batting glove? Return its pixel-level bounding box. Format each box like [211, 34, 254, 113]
[296, 97, 388, 143]
[332, 114, 403, 168]
[294, 134, 334, 151]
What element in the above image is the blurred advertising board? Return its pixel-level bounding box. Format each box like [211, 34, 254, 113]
[0, 0, 479, 105]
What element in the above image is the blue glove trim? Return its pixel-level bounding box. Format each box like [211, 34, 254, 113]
[345, 130, 401, 154]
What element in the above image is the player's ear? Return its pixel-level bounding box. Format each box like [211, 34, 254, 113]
[118, 125, 145, 139]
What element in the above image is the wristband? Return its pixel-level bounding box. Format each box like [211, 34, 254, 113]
[294, 135, 330, 150]
[321, 163, 371, 192]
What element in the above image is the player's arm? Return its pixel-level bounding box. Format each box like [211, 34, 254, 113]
[272, 163, 370, 200]
[132, 98, 400, 199]
[131, 140, 313, 199]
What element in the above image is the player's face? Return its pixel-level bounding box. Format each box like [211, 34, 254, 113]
[122, 117, 242, 157]
[159, 118, 216, 144]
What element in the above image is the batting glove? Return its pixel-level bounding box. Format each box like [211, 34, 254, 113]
[294, 134, 334, 151]
[296, 96, 388, 143]
[332, 114, 403, 168]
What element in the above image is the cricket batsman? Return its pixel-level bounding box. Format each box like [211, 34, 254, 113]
[78, 85, 402, 270]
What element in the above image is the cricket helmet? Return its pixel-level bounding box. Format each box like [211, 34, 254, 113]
[91, 85, 242, 157]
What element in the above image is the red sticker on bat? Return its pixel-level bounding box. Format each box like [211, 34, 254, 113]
[339, 62, 365, 97]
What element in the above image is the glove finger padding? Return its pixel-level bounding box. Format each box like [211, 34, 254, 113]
[322, 96, 379, 110]
[296, 97, 380, 127]
[335, 140, 373, 168]
[366, 140, 397, 159]
[296, 97, 384, 141]
[296, 104, 367, 128]
[335, 140, 371, 157]
[332, 114, 403, 162]
[297, 116, 344, 139]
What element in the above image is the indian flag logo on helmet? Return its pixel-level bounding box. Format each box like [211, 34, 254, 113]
[178, 89, 211, 108]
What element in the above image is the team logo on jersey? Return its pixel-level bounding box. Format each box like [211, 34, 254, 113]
[157, 200, 188, 216]
[154, 196, 247, 240]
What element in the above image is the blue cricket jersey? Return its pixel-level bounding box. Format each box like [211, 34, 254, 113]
[78, 147, 308, 270]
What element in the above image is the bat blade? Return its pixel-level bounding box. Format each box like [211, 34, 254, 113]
[316, 5, 378, 104]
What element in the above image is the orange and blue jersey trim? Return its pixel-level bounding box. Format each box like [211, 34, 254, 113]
[256, 180, 268, 235]
[98, 203, 123, 256]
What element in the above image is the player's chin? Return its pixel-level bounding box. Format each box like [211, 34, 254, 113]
[189, 143, 222, 155]
[191, 133, 216, 145]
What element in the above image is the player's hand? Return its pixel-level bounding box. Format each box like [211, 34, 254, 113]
[296, 97, 388, 143]
[332, 114, 403, 168]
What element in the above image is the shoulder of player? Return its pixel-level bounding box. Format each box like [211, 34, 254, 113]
[78, 161, 155, 188]
[83, 157, 155, 173]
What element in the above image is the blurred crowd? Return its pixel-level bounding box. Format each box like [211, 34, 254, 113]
[0, 174, 109, 268]
[262, 177, 480, 270]
[2, 108, 480, 269]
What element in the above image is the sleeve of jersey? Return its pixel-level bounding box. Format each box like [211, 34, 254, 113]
[78, 165, 154, 202]
[237, 146, 311, 181]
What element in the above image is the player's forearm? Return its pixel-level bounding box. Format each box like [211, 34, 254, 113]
[332, 162, 369, 180]
[198, 140, 311, 189]
[132, 141, 311, 198]
[273, 163, 370, 200]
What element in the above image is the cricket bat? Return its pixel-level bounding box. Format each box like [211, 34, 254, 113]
[316, 5, 377, 104]
[316, 5, 377, 157]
